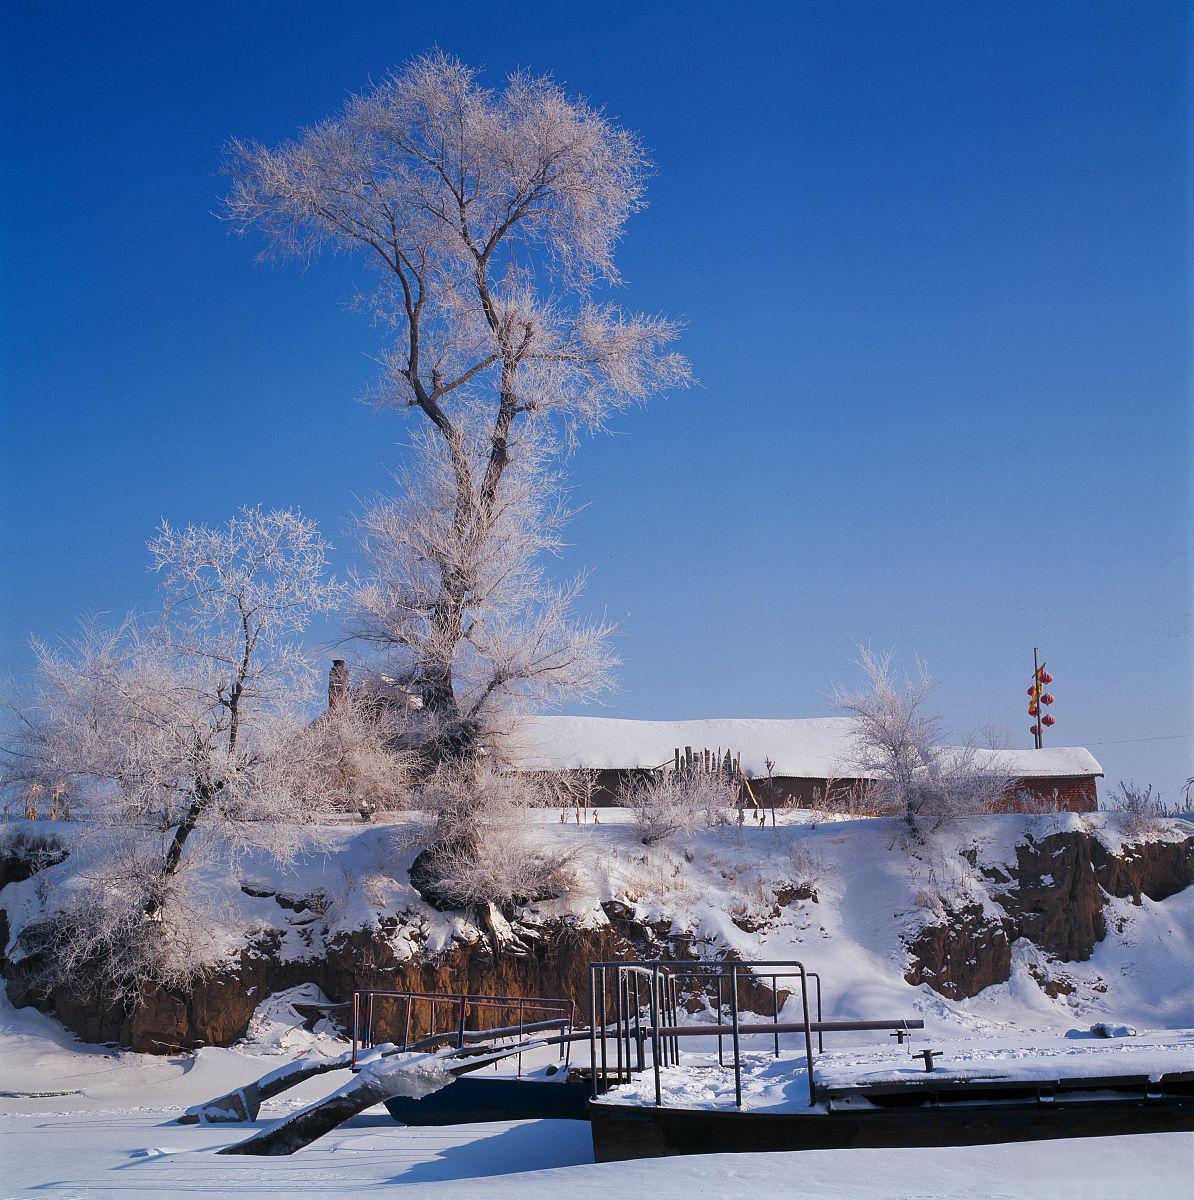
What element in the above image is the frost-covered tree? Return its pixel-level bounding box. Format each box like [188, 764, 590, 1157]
[833, 649, 1014, 832]
[350, 424, 616, 757]
[0, 507, 350, 997]
[225, 53, 689, 757]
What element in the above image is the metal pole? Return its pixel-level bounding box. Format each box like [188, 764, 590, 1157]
[614, 968, 626, 1083]
[668, 975, 679, 1063]
[367, 993, 375, 1051]
[351, 991, 359, 1069]
[456, 994, 467, 1050]
[729, 964, 742, 1108]
[650, 965, 662, 1106]
[625, 972, 635, 1080]
[771, 974, 780, 1058]
[598, 967, 608, 1093]
[1033, 647, 1042, 749]
[632, 974, 644, 1071]
[716, 973, 725, 1067]
[517, 999, 525, 1078]
[588, 966, 599, 1101]
[815, 974, 824, 1053]
[798, 965, 815, 1106]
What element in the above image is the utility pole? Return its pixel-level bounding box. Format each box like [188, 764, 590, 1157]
[1027, 648, 1056, 748]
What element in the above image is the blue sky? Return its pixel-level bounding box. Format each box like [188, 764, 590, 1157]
[2, 1, 1189, 797]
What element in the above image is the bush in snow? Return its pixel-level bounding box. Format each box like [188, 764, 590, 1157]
[626, 769, 736, 846]
[404, 763, 573, 923]
[1108, 780, 1190, 838]
[833, 648, 1015, 834]
[295, 693, 416, 818]
[21, 835, 227, 1001]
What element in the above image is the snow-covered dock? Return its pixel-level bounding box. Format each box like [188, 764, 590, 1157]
[597, 1030, 1194, 1113]
[588, 1029, 1194, 1161]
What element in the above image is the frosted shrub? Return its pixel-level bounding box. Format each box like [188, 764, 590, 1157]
[405, 764, 573, 912]
[627, 770, 736, 846]
[23, 837, 227, 1002]
[1108, 780, 1186, 839]
[834, 648, 1014, 834]
[294, 694, 415, 817]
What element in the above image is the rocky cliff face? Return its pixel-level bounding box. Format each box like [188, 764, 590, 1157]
[905, 828, 1194, 1000]
[1, 890, 778, 1054]
[3, 820, 1192, 1052]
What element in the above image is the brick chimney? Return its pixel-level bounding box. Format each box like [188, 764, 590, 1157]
[328, 659, 349, 710]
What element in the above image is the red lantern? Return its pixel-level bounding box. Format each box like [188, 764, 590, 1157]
[1040, 671, 1054, 685]
[1028, 703, 1039, 716]
[1041, 714, 1056, 727]
[1041, 693, 1054, 705]
[1029, 723, 1041, 736]
[1027, 687, 1037, 697]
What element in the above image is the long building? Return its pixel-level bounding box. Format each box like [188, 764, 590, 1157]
[506, 715, 1103, 812]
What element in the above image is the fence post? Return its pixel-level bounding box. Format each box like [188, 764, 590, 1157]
[650, 965, 662, 1106]
[729, 964, 742, 1108]
[771, 973, 780, 1058]
[588, 966, 599, 1100]
[798, 965, 816, 1106]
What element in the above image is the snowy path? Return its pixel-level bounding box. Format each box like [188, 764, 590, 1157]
[2, 1107, 1191, 1199]
[1, 985, 1192, 1198]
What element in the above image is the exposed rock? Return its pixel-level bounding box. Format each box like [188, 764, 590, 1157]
[993, 832, 1106, 961]
[906, 828, 1194, 1000]
[903, 904, 1012, 999]
[1090, 835, 1194, 904]
[0, 832, 68, 892]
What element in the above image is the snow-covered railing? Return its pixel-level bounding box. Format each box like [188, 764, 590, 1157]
[588, 958, 821, 1108]
[351, 989, 575, 1074]
[588, 958, 923, 1110]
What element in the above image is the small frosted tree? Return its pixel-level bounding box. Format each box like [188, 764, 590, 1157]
[833, 649, 1013, 833]
[627, 769, 736, 846]
[403, 761, 573, 952]
[1, 507, 349, 998]
[225, 52, 689, 758]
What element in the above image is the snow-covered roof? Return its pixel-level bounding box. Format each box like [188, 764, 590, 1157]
[506, 716, 1103, 780]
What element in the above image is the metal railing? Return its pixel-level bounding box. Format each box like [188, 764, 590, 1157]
[588, 958, 818, 1107]
[351, 989, 575, 1075]
[588, 958, 922, 1110]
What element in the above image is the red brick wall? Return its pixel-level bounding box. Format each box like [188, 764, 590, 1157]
[999, 776, 1099, 813]
[544, 769, 1099, 813]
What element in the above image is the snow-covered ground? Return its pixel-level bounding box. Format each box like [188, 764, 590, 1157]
[2, 980, 1192, 1198]
[2, 810, 1192, 1195]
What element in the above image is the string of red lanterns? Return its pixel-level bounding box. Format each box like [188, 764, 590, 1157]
[1027, 646, 1056, 748]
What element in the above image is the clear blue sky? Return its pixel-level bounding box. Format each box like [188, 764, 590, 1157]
[2, 1, 1189, 797]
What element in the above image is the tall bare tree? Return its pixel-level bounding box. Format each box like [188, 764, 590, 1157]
[225, 53, 689, 755]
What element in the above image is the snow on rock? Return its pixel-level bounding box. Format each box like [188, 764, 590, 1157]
[2, 811, 1191, 1054]
[236, 983, 345, 1058]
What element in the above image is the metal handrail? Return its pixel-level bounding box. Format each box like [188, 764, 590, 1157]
[351, 988, 575, 1074]
[588, 958, 818, 1108]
